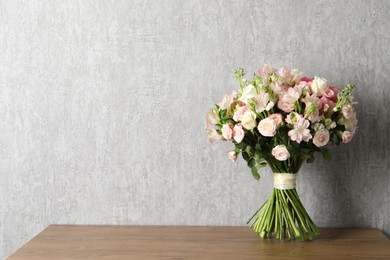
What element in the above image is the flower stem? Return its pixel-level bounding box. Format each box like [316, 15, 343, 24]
[248, 187, 319, 241]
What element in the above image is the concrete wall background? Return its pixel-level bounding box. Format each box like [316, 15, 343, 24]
[1, 0, 389, 258]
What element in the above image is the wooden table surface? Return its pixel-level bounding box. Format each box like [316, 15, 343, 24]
[8, 225, 390, 259]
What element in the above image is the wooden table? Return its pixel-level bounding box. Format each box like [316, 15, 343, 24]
[8, 225, 390, 259]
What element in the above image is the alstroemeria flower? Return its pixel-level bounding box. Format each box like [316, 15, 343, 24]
[253, 93, 273, 113]
[288, 117, 312, 143]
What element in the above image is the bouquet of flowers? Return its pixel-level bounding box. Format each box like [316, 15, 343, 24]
[205, 64, 357, 241]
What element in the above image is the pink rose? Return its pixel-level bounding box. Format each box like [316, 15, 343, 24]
[320, 96, 336, 114]
[257, 118, 277, 137]
[313, 129, 330, 147]
[227, 151, 237, 162]
[329, 87, 340, 102]
[233, 106, 248, 122]
[322, 88, 334, 99]
[233, 124, 245, 143]
[221, 124, 233, 140]
[342, 106, 355, 119]
[271, 145, 290, 161]
[301, 77, 313, 83]
[342, 131, 354, 143]
[268, 113, 283, 128]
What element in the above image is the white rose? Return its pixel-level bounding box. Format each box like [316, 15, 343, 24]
[311, 76, 329, 96]
[257, 118, 277, 137]
[240, 110, 257, 130]
[239, 84, 257, 104]
[272, 145, 290, 161]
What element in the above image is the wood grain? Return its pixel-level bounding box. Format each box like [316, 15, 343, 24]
[8, 225, 390, 259]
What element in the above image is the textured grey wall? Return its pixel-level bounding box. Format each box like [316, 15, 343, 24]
[1, 0, 389, 258]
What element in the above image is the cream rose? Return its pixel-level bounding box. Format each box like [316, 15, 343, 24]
[311, 76, 329, 96]
[239, 84, 257, 103]
[313, 129, 330, 147]
[257, 118, 277, 137]
[240, 110, 257, 130]
[272, 145, 290, 161]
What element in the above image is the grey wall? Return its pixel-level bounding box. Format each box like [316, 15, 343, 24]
[1, 0, 389, 258]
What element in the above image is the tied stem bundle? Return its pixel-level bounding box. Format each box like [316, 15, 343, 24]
[247, 173, 320, 240]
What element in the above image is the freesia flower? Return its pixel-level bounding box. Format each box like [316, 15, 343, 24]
[288, 117, 312, 143]
[227, 151, 237, 162]
[222, 124, 233, 140]
[272, 145, 290, 161]
[313, 129, 330, 147]
[258, 118, 277, 137]
[233, 124, 245, 143]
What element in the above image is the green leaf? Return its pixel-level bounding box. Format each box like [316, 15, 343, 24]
[251, 167, 260, 181]
[306, 154, 315, 164]
[321, 148, 332, 161]
[255, 143, 261, 150]
[247, 158, 256, 168]
[242, 152, 249, 161]
[236, 142, 247, 149]
[253, 151, 263, 162]
[258, 162, 268, 168]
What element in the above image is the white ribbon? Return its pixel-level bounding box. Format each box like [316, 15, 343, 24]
[273, 173, 297, 190]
